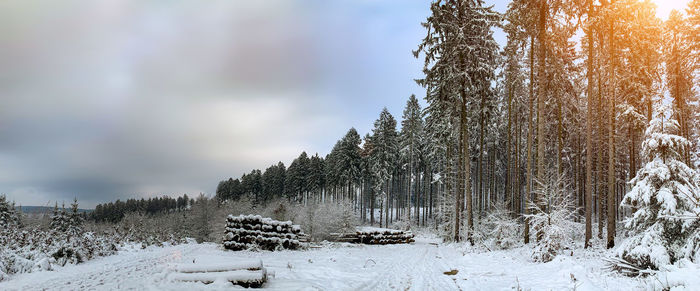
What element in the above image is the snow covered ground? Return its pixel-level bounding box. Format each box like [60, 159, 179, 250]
[0, 235, 644, 290]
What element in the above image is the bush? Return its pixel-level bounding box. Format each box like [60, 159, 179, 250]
[527, 174, 579, 262]
[282, 200, 358, 242]
[472, 201, 520, 250]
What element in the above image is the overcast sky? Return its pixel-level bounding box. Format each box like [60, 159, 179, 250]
[0, 0, 509, 208]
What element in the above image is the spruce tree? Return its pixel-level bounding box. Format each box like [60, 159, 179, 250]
[665, 10, 697, 166]
[617, 112, 700, 270]
[0, 194, 19, 228]
[308, 155, 325, 202]
[68, 198, 84, 235]
[416, 0, 499, 242]
[285, 152, 310, 203]
[370, 108, 399, 228]
[338, 128, 362, 201]
[400, 94, 424, 223]
[51, 202, 69, 232]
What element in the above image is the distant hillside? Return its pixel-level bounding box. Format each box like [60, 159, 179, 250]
[16, 206, 93, 214]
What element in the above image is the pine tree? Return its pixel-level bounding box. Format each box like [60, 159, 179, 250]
[400, 94, 424, 223]
[68, 198, 84, 235]
[51, 202, 69, 232]
[285, 152, 310, 203]
[338, 128, 362, 202]
[370, 108, 399, 228]
[416, 0, 499, 243]
[689, 0, 700, 77]
[0, 194, 19, 228]
[360, 133, 377, 224]
[262, 162, 286, 203]
[617, 112, 700, 270]
[665, 10, 697, 167]
[307, 155, 325, 202]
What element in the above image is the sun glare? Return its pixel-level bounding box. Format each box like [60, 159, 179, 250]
[651, 0, 692, 19]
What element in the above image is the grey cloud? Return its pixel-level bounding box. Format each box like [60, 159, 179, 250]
[0, 0, 434, 207]
[0, 0, 345, 207]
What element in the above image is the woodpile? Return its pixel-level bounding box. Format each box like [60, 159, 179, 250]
[332, 227, 415, 245]
[223, 215, 304, 251]
[167, 259, 267, 288]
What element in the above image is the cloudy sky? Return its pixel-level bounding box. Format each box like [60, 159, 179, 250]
[0, 0, 512, 207]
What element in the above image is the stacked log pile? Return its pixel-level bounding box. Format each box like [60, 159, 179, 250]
[332, 227, 415, 245]
[223, 215, 304, 251]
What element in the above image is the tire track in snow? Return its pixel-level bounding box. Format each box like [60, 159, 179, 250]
[356, 240, 459, 290]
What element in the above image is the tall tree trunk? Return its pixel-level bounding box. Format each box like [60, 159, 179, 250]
[596, 27, 605, 240]
[584, 0, 595, 248]
[455, 106, 465, 242]
[524, 35, 535, 244]
[370, 187, 375, 226]
[515, 113, 522, 217]
[536, 0, 548, 242]
[462, 100, 473, 244]
[478, 92, 486, 214]
[506, 80, 513, 210]
[606, 15, 616, 249]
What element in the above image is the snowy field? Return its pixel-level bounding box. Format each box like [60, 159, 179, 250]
[0, 234, 645, 291]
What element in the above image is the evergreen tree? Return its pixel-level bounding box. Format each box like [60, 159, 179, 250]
[0, 194, 19, 228]
[416, 0, 500, 242]
[308, 154, 325, 201]
[400, 94, 425, 223]
[360, 133, 377, 224]
[262, 162, 286, 203]
[324, 141, 342, 200]
[68, 198, 84, 234]
[370, 108, 399, 228]
[51, 202, 70, 232]
[338, 128, 362, 201]
[664, 10, 697, 166]
[285, 152, 310, 202]
[617, 112, 700, 270]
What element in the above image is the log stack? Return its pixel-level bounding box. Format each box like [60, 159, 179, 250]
[223, 215, 304, 251]
[332, 227, 415, 245]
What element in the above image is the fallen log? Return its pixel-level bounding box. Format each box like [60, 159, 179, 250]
[168, 269, 267, 287]
[173, 259, 263, 273]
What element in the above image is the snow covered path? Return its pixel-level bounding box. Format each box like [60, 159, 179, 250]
[1, 236, 644, 290]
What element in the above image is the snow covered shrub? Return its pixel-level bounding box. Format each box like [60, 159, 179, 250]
[334, 200, 358, 234]
[392, 212, 412, 231]
[527, 174, 579, 262]
[474, 201, 520, 250]
[616, 116, 700, 272]
[292, 202, 319, 240]
[310, 201, 358, 241]
[117, 212, 190, 246]
[0, 225, 119, 281]
[287, 200, 357, 241]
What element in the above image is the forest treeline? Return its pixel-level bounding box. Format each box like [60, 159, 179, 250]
[91, 195, 194, 223]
